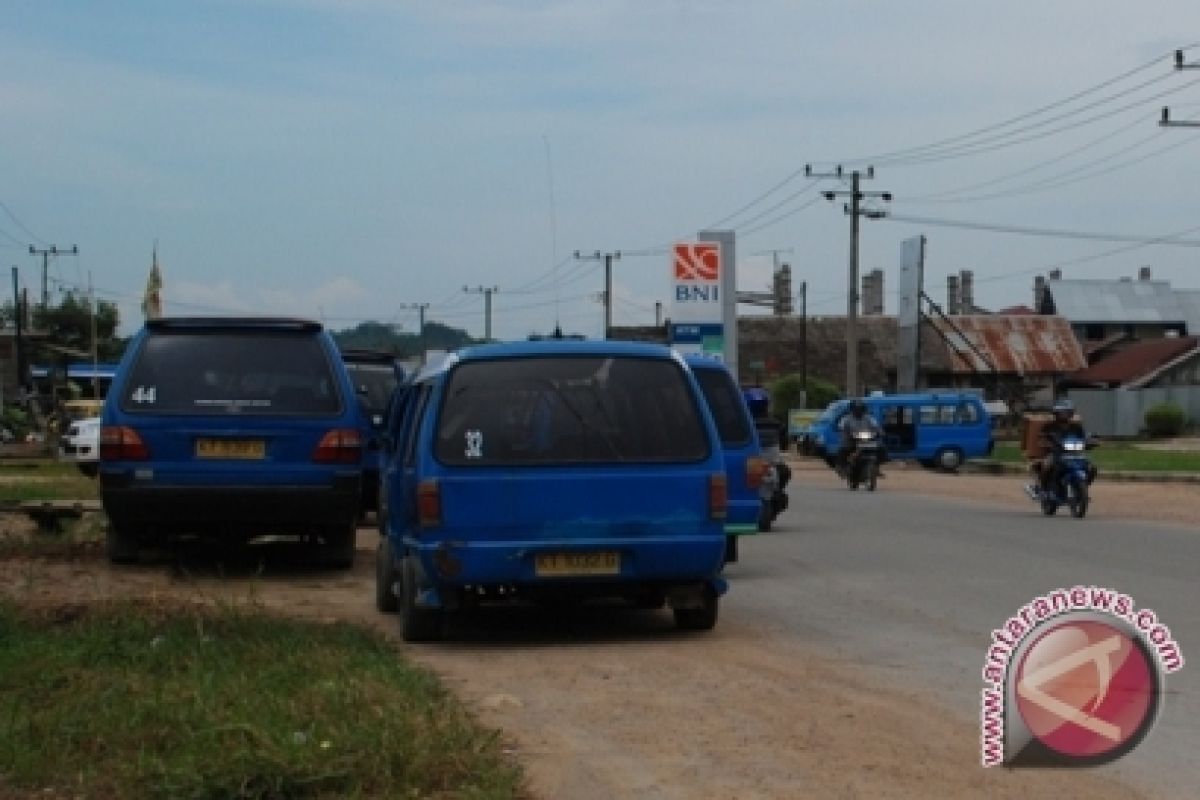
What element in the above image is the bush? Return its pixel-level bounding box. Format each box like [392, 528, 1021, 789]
[1144, 402, 1187, 437]
[768, 374, 841, 423]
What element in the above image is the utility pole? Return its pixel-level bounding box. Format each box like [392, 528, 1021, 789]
[573, 250, 621, 339]
[1161, 49, 1200, 127]
[11, 267, 24, 394]
[399, 302, 430, 340]
[28, 244, 78, 309]
[89, 272, 98, 398]
[462, 286, 499, 341]
[805, 165, 891, 398]
[799, 280, 807, 404]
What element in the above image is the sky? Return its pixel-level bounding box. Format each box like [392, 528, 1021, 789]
[3, 1, 1200, 342]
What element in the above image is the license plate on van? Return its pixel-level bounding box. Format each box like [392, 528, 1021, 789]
[195, 438, 266, 459]
[535, 552, 620, 577]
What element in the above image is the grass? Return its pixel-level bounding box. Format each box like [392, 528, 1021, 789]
[0, 460, 98, 504]
[0, 600, 523, 799]
[989, 441, 1200, 472]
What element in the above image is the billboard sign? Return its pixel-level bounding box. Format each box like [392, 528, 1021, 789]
[671, 242, 722, 324]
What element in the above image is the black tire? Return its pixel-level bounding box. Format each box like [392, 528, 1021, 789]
[375, 537, 399, 613]
[78, 462, 99, 478]
[757, 502, 773, 533]
[323, 524, 357, 570]
[1041, 497, 1058, 516]
[723, 534, 739, 564]
[673, 587, 718, 632]
[1068, 480, 1089, 519]
[105, 518, 140, 565]
[400, 554, 443, 642]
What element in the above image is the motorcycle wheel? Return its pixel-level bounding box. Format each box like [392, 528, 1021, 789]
[757, 502, 773, 533]
[1068, 480, 1089, 519]
[1041, 496, 1058, 516]
[866, 460, 878, 492]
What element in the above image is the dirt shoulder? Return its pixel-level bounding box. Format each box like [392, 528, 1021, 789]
[1, 512, 1154, 800]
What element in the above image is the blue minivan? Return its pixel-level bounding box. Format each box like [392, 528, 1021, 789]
[375, 340, 729, 640]
[340, 348, 404, 517]
[99, 318, 364, 566]
[808, 392, 994, 471]
[684, 356, 765, 564]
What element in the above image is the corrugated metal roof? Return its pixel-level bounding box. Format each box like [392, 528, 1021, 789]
[930, 315, 1086, 375]
[1047, 278, 1189, 324]
[1065, 336, 1200, 387]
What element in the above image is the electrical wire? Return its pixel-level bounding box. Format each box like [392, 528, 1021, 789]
[880, 212, 1200, 246]
[0, 201, 48, 245]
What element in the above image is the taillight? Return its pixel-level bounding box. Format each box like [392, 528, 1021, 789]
[99, 426, 150, 461]
[417, 479, 441, 528]
[746, 456, 768, 489]
[709, 473, 727, 520]
[313, 429, 363, 464]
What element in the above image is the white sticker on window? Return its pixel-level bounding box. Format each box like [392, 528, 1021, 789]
[465, 430, 483, 459]
[131, 386, 157, 404]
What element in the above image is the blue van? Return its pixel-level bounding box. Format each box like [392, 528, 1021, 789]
[340, 348, 404, 517]
[376, 340, 729, 640]
[99, 318, 364, 566]
[684, 356, 765, 563]
[808, 392, 993, 471]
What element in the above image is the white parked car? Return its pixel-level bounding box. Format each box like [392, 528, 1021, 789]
[58, 416, 100, 477]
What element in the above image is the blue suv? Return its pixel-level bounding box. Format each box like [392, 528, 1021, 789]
[376, 340, 729, 640]
[99, 317, 364, 566]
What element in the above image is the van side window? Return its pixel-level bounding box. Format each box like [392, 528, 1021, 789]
[402, 385, 432, 465]
[919, 405, 937, 425]
[957, 403, 981, 424]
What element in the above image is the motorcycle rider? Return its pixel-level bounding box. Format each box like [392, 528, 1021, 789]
[744, 388, 792, 492]
[1031, 399, 1087, 497]
[837, 399, 883, 476]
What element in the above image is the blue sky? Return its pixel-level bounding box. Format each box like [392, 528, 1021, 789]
[3, 2, 1200, 340]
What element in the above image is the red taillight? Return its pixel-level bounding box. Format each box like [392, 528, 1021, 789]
[99, 426, 150, 461]
[313, 429, 363, 464]
[417, 479, 441, 528]
[709, 473, 727, 520]
[746, 456, 768, 489]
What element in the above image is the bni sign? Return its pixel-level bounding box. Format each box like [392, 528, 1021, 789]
[671, 242, 721, 323]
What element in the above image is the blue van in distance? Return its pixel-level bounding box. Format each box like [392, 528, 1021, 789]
[808, 392, 993, 471]
[376, 340, 730, 640]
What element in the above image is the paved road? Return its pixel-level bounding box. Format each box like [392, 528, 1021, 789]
[725, 477, 1197, 798]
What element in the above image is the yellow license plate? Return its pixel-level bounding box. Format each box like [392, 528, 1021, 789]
[535, 551, 620, 577]
[195, 438, 266, 459]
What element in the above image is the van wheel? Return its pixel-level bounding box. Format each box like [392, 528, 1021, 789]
[375, 537, 399, 613]
[723, 534, 739, 564]
[323, 524, 357, 569]
[673, 587, 718, 632]
[400, 554, 443, 642]
[757, 504, 773, 533]
[936, 447, 964, 472]
[78, 463, 98, 478]
[105, 518, 140, 565]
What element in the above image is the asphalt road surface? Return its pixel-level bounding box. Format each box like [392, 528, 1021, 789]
[732, 472, 1197, 798]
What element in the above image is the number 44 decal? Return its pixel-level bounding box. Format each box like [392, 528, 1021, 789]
[131, 386, 157, 404]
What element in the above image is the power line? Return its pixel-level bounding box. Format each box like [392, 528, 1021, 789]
[880, 212, 1200, 246]
[0, 201, 48, 245]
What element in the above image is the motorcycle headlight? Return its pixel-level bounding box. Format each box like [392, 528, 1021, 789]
[1063, 441, 1084, 452]
[854, 431, 873, 440]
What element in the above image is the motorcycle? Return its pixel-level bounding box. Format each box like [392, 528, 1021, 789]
[757, 456, 790, 532]
[1029, 434, 1097, 518]
[840, 429, 883, 491]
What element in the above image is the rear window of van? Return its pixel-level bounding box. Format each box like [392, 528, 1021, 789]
[435, 356, 709, 465]
[120, 332, 341, 415]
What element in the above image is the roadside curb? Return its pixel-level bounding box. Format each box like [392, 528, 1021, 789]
[963, 460, 1200, 485]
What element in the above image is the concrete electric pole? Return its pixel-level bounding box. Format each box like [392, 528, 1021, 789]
[28, 244, 78, 308]
[805, 165, 891, 398]
[399, 302, 430, 340]
[573, 250, 621, 339]
[462, 286, 499, 342]
[1161, 49, 1200, 127]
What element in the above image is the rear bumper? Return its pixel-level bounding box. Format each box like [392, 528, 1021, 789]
[407, 534, 726, 587]
[100, 473, 360, 534]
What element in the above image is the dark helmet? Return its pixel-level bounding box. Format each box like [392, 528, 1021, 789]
[743, 387, 770, 419]
[850, 399, 867, 417]
[1052, 399, 1074, 420]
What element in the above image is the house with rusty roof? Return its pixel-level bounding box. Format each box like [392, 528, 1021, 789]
[1062, 335, 1200, 390]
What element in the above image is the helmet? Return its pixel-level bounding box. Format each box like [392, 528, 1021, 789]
[743, 388, 769, 419]
[1052, 399, 1074, 420]
[850, 399, 867, 417]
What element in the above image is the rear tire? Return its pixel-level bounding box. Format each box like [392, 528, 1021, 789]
[105, 518, 140, 565]
[400, 554, 443, 642]
[1041, 496, 1058, 516]
[723, 534, 739, 564]
[375, 537, 399, 613]
[673, 587, 718, 631]
[323, 524, 357, 570]
[936, 447, 964, 473]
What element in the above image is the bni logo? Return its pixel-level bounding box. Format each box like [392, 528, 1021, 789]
[674, 242, 720, 282]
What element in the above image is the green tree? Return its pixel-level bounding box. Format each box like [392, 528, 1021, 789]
[2, 293, 125, 362]
[768, 374, 841, 423]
